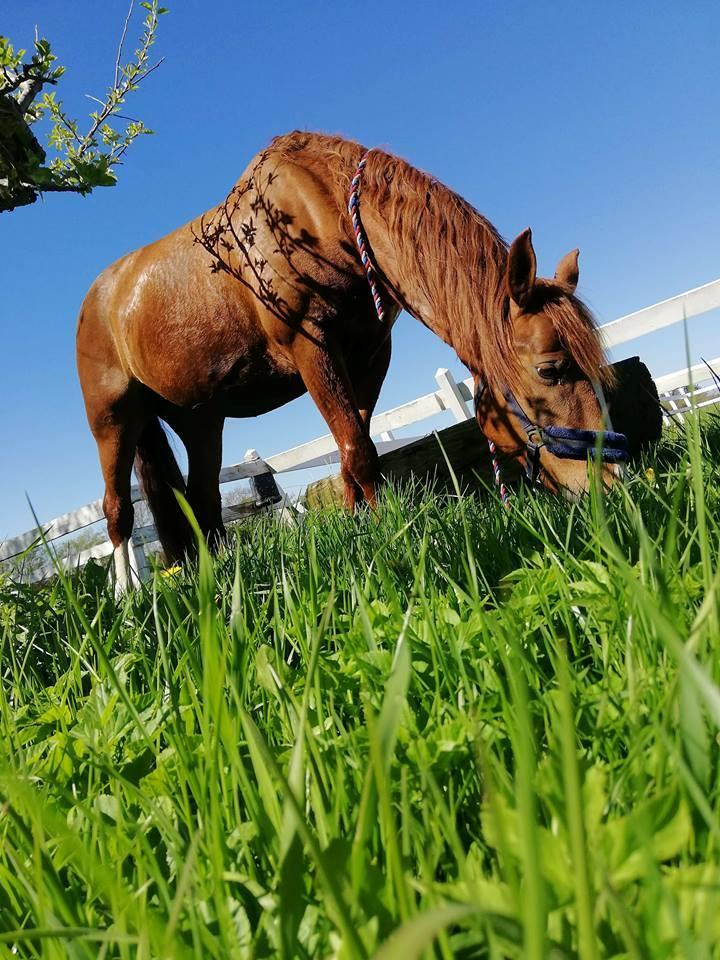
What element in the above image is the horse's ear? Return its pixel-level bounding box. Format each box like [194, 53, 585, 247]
[555, 248, 580, 292]
[507, 228, 536, 309]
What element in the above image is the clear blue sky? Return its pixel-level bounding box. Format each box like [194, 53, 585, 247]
[2, 0, 719, 539]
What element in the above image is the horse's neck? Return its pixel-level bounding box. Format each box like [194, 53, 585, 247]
[358, 190, 507, 373]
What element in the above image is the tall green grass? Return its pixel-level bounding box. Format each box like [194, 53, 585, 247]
[1, 417, 719, 958]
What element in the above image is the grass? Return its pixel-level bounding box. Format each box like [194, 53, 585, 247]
[1, 416, 720, 958]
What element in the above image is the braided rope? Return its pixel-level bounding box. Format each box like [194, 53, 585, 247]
[348, 154, 386, 323]
[349, 153, 510, 509]
[487, 438, 511, 507]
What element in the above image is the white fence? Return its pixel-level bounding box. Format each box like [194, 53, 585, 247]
[2, 278, 720, 584]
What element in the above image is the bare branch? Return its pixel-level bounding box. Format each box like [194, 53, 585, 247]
[1, 178, 80, 194]
[114, 0, 135, 89]
[140, 56, 165, 83]
[0, 174, 80, 213]
[85, 94, 140, 123]
[78, 53, 165, 158]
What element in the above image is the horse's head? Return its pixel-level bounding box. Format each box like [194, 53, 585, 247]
[475, 228, 625, 496]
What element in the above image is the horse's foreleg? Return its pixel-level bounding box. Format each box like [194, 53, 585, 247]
[343, 335, 392, 506]
[294, 337, 379, 510]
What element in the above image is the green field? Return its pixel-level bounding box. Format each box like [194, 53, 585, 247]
[1, 416, 720, 959]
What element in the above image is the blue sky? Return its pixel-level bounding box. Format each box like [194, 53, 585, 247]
[2, 0, 719, 538]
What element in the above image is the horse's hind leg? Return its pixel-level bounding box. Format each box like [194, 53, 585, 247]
[89, 386, 144, 590]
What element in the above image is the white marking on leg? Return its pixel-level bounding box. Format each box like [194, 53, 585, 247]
[113, 539, 132, 594]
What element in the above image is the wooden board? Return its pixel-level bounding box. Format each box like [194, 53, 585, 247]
[604, 356, 663, 456]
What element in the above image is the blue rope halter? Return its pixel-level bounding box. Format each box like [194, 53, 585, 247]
[348, 151, 630, 500]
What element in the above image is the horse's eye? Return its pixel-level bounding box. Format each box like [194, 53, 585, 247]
[536, 361, 566, 383]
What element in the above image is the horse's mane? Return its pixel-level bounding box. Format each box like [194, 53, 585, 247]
[269, 131, 609, 392]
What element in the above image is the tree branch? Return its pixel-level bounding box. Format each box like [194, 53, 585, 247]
[114, 0, 135, 89]
[14, 72, 45, 113]
[1, 1, 167, 213]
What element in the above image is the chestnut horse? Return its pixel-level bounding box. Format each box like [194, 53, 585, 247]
[77, 131, 617, 587]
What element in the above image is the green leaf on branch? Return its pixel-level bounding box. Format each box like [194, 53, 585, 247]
[70, 158, 118, 189]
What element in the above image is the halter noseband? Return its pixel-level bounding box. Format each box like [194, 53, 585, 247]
[474, 380, 630, 486]
[348, 150, 630, 497]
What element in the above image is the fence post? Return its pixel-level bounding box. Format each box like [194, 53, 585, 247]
[664, 390, 683, 424]
[435, 367, 473, 422]
[244, 449, 301, 525]
[245, 448, 283, 506]
[129, 535, 149, 583]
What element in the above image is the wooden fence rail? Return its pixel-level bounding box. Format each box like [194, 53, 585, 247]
[3, 278, 720, 583]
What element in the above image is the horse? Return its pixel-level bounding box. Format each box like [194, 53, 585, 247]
[76, 131, 621, 588]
